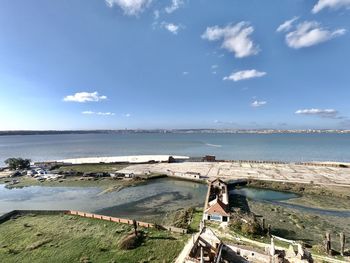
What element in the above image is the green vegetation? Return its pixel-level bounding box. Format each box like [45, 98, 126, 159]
[188, 208, 203, 233]
[164, 207, 203, 233]
[5, 158, 31, 170]
[229, 212, 264, 237]
[56, 164, 128, 174]
[247, 179, 350, 200]
[0, 214, 187, 263]
[0, 176, 145, 194]
[248, 201, 350, 250]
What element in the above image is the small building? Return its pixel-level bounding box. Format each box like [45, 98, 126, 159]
[173, 171, 202, 180]
[204, 197, 230, 222]
[202, 155, 216, 162]
[203, 178, 230, 223]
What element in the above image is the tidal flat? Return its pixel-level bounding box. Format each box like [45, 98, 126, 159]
[247, 199, 350, 250]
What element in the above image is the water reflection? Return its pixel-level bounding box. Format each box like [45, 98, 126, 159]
[0, 178, 207, 220]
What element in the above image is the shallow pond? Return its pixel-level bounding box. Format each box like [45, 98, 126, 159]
[0, 178, 207, 221]
[230, 187, 350, 217]
[230, 187, 299, 201]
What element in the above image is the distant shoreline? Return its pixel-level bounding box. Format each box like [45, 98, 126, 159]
[1, 129, 350, 136]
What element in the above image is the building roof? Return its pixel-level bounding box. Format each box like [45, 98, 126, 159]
[209, 178, 227, 185]
[205, 198, 230, 217]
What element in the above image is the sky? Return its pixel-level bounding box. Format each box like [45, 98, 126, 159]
[0, 0, 350, 130]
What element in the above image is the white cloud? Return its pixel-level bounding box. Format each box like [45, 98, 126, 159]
[251, 100, 267, 107]
[82, 111, 115, 116]
[201, 22, 260, 58]
[276, 17, 299, 33]
[285, 21, 346, 49]
[223, 69, 266, 82]
[162, 22, 181, 34]
[312, 0, 350, 13]
[295, 108, 339, 118]
[63, 92, 107, 103]
[105, 0, 152, 16]
[211, 64, 219, 69]
[182, 71, 189, 75]
[165, 0, 184, 13]
[124, 113, 131, 117]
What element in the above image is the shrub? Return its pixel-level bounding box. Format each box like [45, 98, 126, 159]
[5, 158, 31, 170]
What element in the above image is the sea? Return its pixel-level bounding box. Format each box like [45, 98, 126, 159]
[0, 133, 350, 164]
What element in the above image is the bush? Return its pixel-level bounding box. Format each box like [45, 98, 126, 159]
[5, 158, 31, 170]
[119, 232, 144, 250]
[229, 213, 264, 237]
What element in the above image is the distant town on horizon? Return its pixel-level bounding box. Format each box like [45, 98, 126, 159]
[1, 128, 350, 136]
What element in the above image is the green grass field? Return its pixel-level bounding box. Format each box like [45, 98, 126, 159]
[0, 214, 187, 263]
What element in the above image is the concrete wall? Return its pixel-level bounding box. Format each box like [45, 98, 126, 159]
[225, 245, 270, 263]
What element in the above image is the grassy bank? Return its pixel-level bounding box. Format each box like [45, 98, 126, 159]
[0, 176, 147, 194]
[247, 179, 350, 199]
[0, 214, 187, 263]
[56, 163, 128, 173]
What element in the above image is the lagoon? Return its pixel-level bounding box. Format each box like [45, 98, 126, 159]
[0, 178, 207, 222]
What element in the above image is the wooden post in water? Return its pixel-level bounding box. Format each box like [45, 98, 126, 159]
[325, 232, 331, 255]
[340, 232, 345, 256]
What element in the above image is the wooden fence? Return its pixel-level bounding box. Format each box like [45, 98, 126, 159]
[0, 210, 187, 234]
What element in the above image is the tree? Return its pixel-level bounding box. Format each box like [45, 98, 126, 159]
[5, 158, 31, 170]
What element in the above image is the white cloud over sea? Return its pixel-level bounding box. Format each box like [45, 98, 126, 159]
[201, 22, 259, 58]
[251, 100, 267, 108]
[223, 69, 266, 82]
[63, 92, 107, 103]
[276, 17, 299, 33]
[312, 0, 350, 13]
[105, 0, 152, 16]
[295, 108, 340, 118]
[165, 0, 184, 13]
[277, 19, 346, 49]
[162, 22, 181, 34]
[82, 111, 115, 116]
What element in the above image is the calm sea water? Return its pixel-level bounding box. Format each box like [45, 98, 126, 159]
[0, 133, 350, 164]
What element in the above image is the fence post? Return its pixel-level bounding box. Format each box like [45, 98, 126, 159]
[340, 232, 345, 256]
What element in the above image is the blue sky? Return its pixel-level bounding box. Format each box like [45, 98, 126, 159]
[0, 0, 350, 130]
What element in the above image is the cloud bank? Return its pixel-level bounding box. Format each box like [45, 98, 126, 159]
[202, 22, 259, 58]
[63, 92, 107, 103]
[82, 111, 115, 116]
[295, 108, 340, 118]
